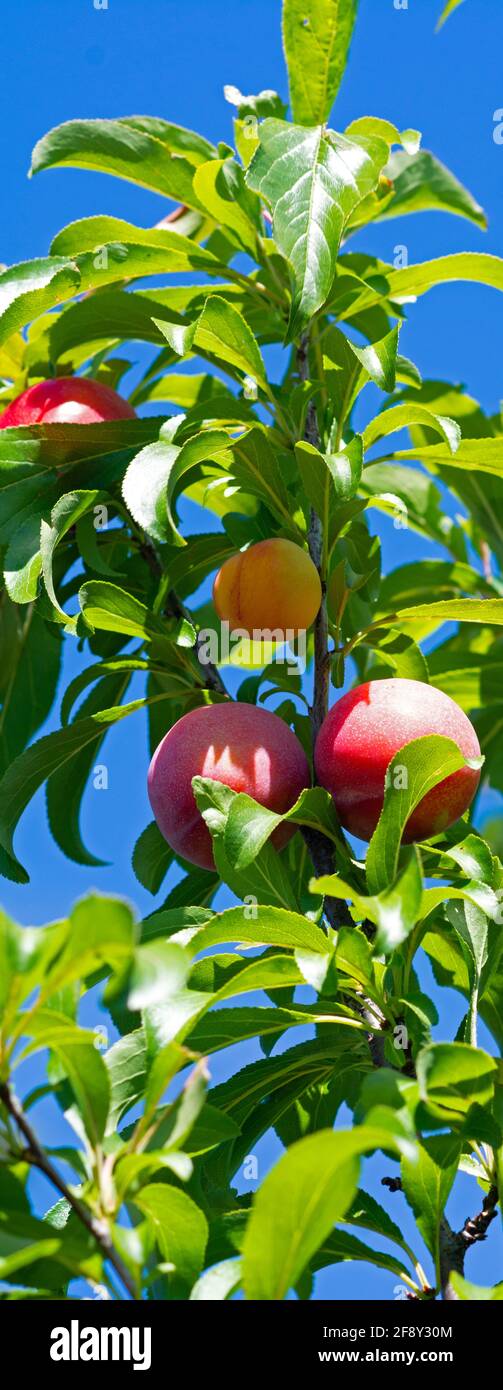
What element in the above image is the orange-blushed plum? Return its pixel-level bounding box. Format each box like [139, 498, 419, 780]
[148, 702, 311, 870]
[314, 677, 481, 843]
[212, 538, 322, 636]
[0, 377, 136, 427]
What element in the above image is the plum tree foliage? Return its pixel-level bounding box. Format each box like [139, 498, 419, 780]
[0, 0, 502, 1303]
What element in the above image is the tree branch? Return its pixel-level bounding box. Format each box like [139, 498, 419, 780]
[383, 1173, 499, 1299]
[439, 1219, 466, 1301]
[440, 1184, 499, 1300]
[0, 1082, 138, 1301]
[296, 333, 352, 930]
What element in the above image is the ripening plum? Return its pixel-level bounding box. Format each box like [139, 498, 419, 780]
[148, 701, 311, 870]
[314, 677, 481, 842]
[0, 376, 136, 427]
[213, 538, 321, 636]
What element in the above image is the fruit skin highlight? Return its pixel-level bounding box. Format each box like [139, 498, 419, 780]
[314, 677, 481, 843]
[212, 538, 322, 636]
[148, 702, 311, 870]
[0, 376, 136, 427]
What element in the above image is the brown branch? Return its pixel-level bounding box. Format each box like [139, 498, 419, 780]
[0, 1082, 138, 1301]
[439, 1219, 466, 1301]
[166, 589, 228, 696]
[461, 1183, 499, 1246]
[440, 1182, 500, 1298]
[383, 1171, 499, 1299]
[296, 333, 352, 930]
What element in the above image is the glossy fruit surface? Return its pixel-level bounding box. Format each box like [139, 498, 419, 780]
[213, 538, 322, 635]
[0, 376, 136, 427]
[314, 677, 481, 842]
[148, 701, 311, 869]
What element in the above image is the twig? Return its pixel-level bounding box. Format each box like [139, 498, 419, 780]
[166, 589, 228, 696]
[0, 1082, 138, 1301]
[136, 530, 228, 698]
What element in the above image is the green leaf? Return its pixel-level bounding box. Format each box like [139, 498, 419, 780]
[193, 778, 300, 910]
[56, 893, 136, 985]
[364, 402, 461, 455]
[228, 429, 296, 531]
[401, 1135, 461, 1283]
[310, 851, 424, 955]
[380, 149, 486, 229]
[246, 120, 388, 337]
[340, 252, 503, 320]
[387, 598, 503, 631]
[347, 325, 400, 394]
[416, 1042, 497, 1119]
[105, 1029, 148, 1133]
[0, 911, 66, 1029]
[133, 1184, 208, 1291]
[41, 490, 100, 623]
[0, 416, 161, 487]
[377, 559, 487, 613]
[345, 117, 421, 155]
[24, 1013, 111, 1147]
[225, 85, 287, 119]
[282, 0, 358, 125]
[4, 517, 43, 605]
[192, 158, 262, 254]
[79, 580, 194, 650]
[31, 117, 215, 208]
[312, 1229, 412, 1282]
[46, 669, 135, 868]
[163, 429, 233, 540]
[449, 1273, 503, 1300]
[206, 1037, 369, 1182]
[384, 437, 503, 481]
[366, 735, 473, 894]
[155, 295, 268, 387]
[189, 1257, 242, 1301]
[0, 257, 80, 346]
[0, 697, 147, 881]
[242, 1124, 412, 1300]
[132, 822, 173, 896]
[127, 941, 190, 1011]
[122, 439, 182, 546]
[448, 899, 490, 1046]
[181, 904, 329, 958]
[0, 603, 62, 776]
[0, 1209, 102, 1284]
[224, 786, 342, 872]
[50, 215, 221, 273]
[344, 1187, 416, 1260]
[0, 1236, 61, 1280]
[186, 1003, 356, 1055]
[436, 0, 466, 31]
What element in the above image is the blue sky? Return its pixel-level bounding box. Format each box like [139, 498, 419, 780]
[1, 0, 502, 1298]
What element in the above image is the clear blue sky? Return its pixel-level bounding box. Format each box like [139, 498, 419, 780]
[1, 0, 502, 1298]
